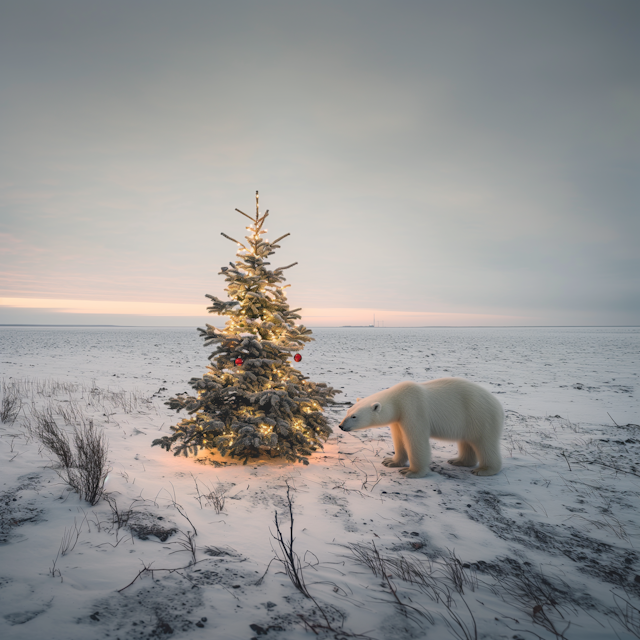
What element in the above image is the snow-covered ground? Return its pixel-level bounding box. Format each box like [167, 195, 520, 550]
[0, 325, 638, 640]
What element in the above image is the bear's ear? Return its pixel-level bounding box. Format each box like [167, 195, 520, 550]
[372, 402, 381, 412]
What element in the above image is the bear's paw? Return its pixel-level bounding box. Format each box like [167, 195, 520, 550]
[399, 468, 430, 478]
[382, 457, 407, 468]
[471, 466, 501, 476]
[447, 457, 476, 467]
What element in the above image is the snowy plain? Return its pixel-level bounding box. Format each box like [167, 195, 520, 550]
[0, 325, 639, 640]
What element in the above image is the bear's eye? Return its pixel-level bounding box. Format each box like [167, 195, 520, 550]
[351, 415, 357, 419]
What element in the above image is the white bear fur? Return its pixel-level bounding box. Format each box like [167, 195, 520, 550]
[338, 378, 503, 478]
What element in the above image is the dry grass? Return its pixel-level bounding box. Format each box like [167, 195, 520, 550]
[30, 406, 75, 470]
[30, 407, 110, 506]
[0, 381, 22, 424]
[271, 481, 311, 598]
[103, 494, 145, 531]
[270, 482, 373, 639]
[66, 419, 111, 506]
[485, 558, 579, 640]
[49, 514, 87, 581]
[610, 589, 640, 638]
[170, 530, 197, 567]
[345, 541, 479, 639]
[191, 473, 229, 514]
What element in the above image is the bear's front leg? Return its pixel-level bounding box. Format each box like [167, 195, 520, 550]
[382, 422, 409, 468]
[398, 430, 432, 478]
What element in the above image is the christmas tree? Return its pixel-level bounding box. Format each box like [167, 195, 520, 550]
[153, 192, 340, 465]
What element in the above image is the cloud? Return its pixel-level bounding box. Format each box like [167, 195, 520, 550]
[0, 297, 205, 316]
[300, 308, 527, 327]
[0, 1, 637, 326]
[0, 233, 45, 256]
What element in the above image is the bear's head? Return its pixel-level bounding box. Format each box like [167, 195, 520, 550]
[338, 395, 394, 432]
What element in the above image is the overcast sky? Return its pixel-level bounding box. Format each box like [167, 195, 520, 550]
[1, 0, 638, 326]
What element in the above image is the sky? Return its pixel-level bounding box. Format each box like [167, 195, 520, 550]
[0, 0, 638, 327]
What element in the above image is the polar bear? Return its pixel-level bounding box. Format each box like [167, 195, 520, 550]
[338, 378, 503, 478]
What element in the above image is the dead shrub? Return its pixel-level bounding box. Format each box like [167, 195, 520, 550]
[31, 408, 110, 506]
[0, 382, 22, 424]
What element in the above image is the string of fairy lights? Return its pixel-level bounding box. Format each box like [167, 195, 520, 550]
[214, 192, 322, 451]
[154, 191, 337, 462]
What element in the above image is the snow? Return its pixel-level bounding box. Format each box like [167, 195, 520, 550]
[0, 325, 639, 640]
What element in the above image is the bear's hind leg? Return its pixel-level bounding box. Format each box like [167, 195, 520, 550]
[448, 441, 477, 467]
[470, 441, 502, 476]
[382, 422, 409, 468]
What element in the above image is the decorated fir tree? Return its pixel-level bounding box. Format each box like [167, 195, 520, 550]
[153, 192, 339, 464]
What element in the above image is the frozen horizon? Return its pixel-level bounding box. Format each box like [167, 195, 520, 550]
[2, 322, 640, 328]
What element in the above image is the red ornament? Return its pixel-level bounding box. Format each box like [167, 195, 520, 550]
[235, 357, 244, 366]
[294, 353, 302, 362]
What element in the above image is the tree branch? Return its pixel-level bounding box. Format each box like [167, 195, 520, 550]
[276, 262, 298, 271]
[256, 212, 269, 231]
[271, 233, 290, 245]
[235, 208, 255, 222]
[221, 232, 248, 251]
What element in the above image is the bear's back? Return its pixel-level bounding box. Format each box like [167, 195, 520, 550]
[417, 377, 503, 439]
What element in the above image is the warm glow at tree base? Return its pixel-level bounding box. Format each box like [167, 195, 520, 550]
[152, 192, 340, 465]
